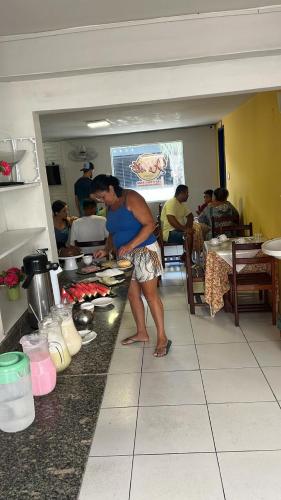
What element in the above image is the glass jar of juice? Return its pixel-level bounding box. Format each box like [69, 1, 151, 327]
[51, 304, 82, 356]
[39, 318, 71, 373]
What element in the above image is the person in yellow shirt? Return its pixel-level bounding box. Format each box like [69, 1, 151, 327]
[161, 185, 193, 243]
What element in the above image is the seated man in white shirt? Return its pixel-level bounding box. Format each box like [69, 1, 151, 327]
[70, 199, 108, 254]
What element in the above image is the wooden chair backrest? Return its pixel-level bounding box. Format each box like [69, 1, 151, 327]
[217, 222, 253, 237]
[211, 215, 239, 237]
[231, 241, 274, 283]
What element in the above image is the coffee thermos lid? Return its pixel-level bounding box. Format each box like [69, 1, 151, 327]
[23, 253, 49, 275]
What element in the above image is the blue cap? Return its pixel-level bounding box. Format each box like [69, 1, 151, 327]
[80, 162, 94, 171]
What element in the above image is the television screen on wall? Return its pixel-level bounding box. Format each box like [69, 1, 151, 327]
[110, 141, 185, 202]
[46, 164, 61, 185]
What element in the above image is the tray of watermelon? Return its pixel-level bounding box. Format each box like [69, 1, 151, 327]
[61, 281, 112, 304]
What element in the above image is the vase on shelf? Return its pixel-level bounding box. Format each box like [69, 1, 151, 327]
[7, 285, 20, 301]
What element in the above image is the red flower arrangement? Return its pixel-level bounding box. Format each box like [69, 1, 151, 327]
[0, 267, 24, 289]
[0, 160, 12, 176]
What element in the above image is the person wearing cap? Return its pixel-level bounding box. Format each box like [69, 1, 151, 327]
[74, 162, 95, 216]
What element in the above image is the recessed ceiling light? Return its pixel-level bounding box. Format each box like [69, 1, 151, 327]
[86, 120, 110, 129]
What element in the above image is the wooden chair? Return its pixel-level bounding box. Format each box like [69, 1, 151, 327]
[211, 215, 239, 237]
[217, 222, 253, 237]
[183, 234, 205, 314]
[228, 241, 276, 326]
[156, 215, 183, 268]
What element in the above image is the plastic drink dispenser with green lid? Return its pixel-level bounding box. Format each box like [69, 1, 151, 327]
[0, 352, 35, 432]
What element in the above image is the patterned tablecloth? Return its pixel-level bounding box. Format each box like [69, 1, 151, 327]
[204, 244, 276, 316]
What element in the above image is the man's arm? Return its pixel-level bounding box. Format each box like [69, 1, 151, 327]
[186, 213, 194, 229]
[69, 221, 78, 246]
[75, 195, 81, 216]
[166, 214, 186, 232]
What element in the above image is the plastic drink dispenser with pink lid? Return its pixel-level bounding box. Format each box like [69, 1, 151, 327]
[20, 334, 56, 396]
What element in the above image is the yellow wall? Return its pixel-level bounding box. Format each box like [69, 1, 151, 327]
[222, 91, 281, 239]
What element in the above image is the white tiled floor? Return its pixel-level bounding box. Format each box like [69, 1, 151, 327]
[79, 263, 281, 500]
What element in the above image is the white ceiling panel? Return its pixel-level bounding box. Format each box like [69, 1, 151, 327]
[40, 93, 252, 140]
[1, 0, 281, 36]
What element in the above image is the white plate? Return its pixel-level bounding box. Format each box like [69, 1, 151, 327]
[91, 297, 113, 307]
[81, 330, 97, 345]
[80, 302, 95, 311]
[209, 241, 221, 246]
[78, 329, 91, 338]
[96, 269, 124, 277]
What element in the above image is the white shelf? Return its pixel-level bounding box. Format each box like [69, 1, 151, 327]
[0, 288, 27, 338]
[0, 182, 40, 193]
[0, 227, 45, 259]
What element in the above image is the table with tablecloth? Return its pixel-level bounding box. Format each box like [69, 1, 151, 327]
[204, 239, 277, 316]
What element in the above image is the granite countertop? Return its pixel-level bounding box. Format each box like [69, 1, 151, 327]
[0, 269, 131, 500]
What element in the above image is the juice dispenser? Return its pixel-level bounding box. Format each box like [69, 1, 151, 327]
[39, 318, 71, 372]
[0, 352, 35, 432]
[51, 304, 82, 356]
[20, 334, 57, 396]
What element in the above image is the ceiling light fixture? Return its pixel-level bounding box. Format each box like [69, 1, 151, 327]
[86, 120, 110, 129]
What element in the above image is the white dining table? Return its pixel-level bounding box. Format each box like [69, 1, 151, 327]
[204, 237, 262, 272]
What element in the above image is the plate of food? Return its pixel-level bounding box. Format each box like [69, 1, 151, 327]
[76, 264, 101, 275]
[117, 259, 133, 270]
[96, 269, 124, 278]
[99, 276, 125, 286]
[100, 260, 117, 269]
[91, 297, 114, 307]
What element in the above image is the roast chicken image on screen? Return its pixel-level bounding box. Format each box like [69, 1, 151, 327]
[130, 153, 167, 182]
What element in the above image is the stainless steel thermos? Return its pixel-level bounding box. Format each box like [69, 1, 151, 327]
[22, 252, 59, 328]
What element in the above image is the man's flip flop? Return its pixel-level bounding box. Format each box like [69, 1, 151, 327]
[121, 336, 148, 345]
[154, 339, 172, 357]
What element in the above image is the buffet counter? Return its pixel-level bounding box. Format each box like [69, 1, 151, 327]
[0, 269, 131, 500]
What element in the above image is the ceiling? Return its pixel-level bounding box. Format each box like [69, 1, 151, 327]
[39, 93, 252, 141]
[1, 0, 280, 36]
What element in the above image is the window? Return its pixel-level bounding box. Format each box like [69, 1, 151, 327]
[110, 141, 185, 202]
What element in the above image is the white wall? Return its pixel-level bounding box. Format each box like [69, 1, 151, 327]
[43, 126, 218, 217]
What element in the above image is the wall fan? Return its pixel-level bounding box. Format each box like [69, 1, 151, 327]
[68, 144, 97, 162]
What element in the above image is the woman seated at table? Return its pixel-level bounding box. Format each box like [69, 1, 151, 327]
[198, 187, 239, 239]
[52, 200, 77, 250]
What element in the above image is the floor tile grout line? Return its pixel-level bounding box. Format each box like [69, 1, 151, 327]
[90, 447, 281, 459]
[128, 344, 145, 500]
[190, 306, 227, 500]
[107, 365, 281, 376]
[102, 398, 279, 410]
[239, 322, 281, 405]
